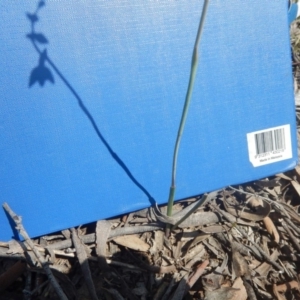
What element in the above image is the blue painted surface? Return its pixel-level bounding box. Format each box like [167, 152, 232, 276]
[0, 1, 297, 240]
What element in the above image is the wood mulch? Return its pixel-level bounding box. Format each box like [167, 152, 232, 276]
[2, 14, 300, 300]
[2, 175, 300, 300]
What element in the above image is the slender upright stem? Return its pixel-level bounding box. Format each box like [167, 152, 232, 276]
[166, 0, 210, 220]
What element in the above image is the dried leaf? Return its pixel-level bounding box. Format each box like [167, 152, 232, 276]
[223, 195, 270, 221]
[291, 180, 300, 198]
[294, 165, 300, 182]
[113, 235, 150, 252]
[276, 280, 300, 292]
[276, 173, 292, 180]
[273, 284, 287, 300]
[254, 250, 279, 276]
[202, 271, 223, 291]
[263, 216, 280, 243]
[202, 255, 227, 291]
[231, 277, 247, 300]
[201, 224, 229, 233]
[204, 286, 239, 300]
[278, 202, 300, 223]
[187, 260, 209, 290]
[263, 187, 279, 198]
[255, 179, 280, 188]
[231, 242, 250, 279]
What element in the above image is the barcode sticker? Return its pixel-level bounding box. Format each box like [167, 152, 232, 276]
[247, 124, 292, 167]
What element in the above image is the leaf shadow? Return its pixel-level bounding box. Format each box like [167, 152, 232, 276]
[25, 1, 155, 205]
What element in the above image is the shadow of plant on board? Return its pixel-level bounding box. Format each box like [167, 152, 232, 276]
[25, 0, 155, 205]
[26, 1, 54, 87]
[28, 49, 54, 87]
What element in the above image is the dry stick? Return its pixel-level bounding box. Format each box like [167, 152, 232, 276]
[71, 228, 99, 300]
[2, 203, 68, 300]
[186, 260, 209, 292]
[210, 204, 284, 272]
[243, 279, 258, 300]
[47, 225, 161, 251]
[161, 277, 177, 300]
[47, 212, 221, 251]
[89, 256, 144, 272]
[214, 232, 256, 258]
[95, 220, 111, 271]
[284, 217, 300, 236]
[1, 210, 222, 259]
[280, 220, 300, 252]
[23, 270, 32, 300]
[27, 280, 50, 298]
[172, 192, 217, 230]
[153, 280, 170, 300]
[170, 273, 190, 300]
[228, 186, 291, 219]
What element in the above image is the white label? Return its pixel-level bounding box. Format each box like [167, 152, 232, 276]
[247, 124, 292, 167]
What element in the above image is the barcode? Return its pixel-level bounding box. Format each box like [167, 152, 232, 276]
[254, 128, 285, 155]
[247, 124, 292, 167]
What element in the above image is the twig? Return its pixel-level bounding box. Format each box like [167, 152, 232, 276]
[170, 273, 190, 300]
[228, 186, 291, 219]
[153, 280, 170, 300]
[47, 224, 162, 250]
[46, 213, 222, 251]
[28, 280, 50, 297]
[186, 260, 209, 291]
[71, 227, 99, 300]
[280, 219, 300, 252]
[161, 277, 177, 300]
[211, 203, 284, 272]
[2, 202, 68, 300]
[23, 270, 32, 300]
[89, 256, 144, 272]
[243, 279, 257, 300]
[171, 192, 217, 230]
[285, 217, 300, 236]
[95, 220, 111, 271]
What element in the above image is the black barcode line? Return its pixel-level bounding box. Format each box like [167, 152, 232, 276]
[254, 128, 285, 155]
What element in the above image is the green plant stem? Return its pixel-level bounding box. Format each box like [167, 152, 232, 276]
[166, 0, 210, 225]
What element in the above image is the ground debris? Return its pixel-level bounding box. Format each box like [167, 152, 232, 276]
[2, 175, 300, 299]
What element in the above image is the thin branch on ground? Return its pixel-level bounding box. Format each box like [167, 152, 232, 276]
[2, 202, 68, 300]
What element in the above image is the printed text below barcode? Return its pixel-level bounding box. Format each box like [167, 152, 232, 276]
[247, 124, 292, 167]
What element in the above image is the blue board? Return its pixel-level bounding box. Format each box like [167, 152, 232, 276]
[0, 0, 297, 240]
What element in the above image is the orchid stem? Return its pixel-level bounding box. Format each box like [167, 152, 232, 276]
[165, 0, 210, 236]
